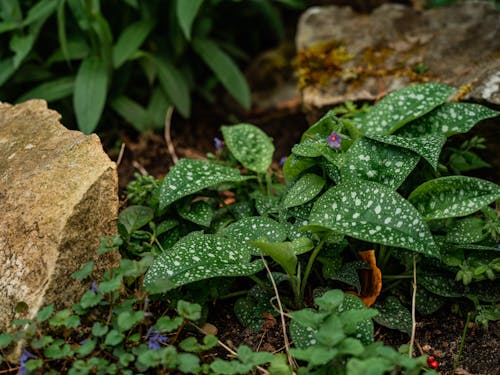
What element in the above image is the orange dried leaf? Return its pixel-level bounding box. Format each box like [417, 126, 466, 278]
[356, 250, 382, 307]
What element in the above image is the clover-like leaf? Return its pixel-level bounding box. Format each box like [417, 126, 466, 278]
[340, 137, 419, 189]
[339, 294, 375, 345]
[373, 296, 412, 334]
[159, 159, 251, 209]
[408, 176, 500, 220]
[283, 173, 325, 209]
[367, 133, 446, 170]
[221, 124, 274, 174]
[397, 102, 499, 137]
[118, 205, 154, 234]
[220, 216, 287, 255]
[308, 180, 438, 257]
[143, 232, 264, 292]
[356, 83, 454, 135]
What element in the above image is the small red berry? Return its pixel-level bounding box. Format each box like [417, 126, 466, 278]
[427, 356, 435, 365]
[429, 360, 439, 369]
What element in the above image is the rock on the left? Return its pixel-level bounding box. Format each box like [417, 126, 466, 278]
[0, 100, 120, 333]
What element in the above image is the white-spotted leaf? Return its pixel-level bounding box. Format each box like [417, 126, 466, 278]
[308, 180, 438, 256]
[367, 133, 446, 170]
[408, 176, 500, 219]
[445, 217, 486, 244]
[397, 103, 499, 137]
[415, 288, 445, 316]
[177, 200, 213, 227]
[282, 154, 316, 182]
[159, 159, 251, 209]
[373, 296, 411, 334]
[356, 83, 454, 135]
[301, 110, 341, 141]
[340, 137, 419, 189]
[234, 285, 274, 331]
[220, 216, 287, 255]
[143, 232, 264, 292]
[283, 173, 325, 209]
[221, 124, 274, 174]
[291, 138, 326, 157]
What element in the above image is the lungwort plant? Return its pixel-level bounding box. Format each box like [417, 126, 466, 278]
[123, 82, 499, 335]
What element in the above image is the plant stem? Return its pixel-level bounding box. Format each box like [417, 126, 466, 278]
[382, 274, 413, 280]
[452, 311, 472, 374]
[218, 290, 249, 300]
[300, 240, 324, 302]
[409, 255, 417, 358]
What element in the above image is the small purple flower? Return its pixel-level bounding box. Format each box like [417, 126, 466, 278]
[279, 156, 287, 168]
[326, 131, 342, 148]
[214, 137, 223, 151]
[20, 349, 37, 375]
[91, 281, 99, 293]
[146, 328, 168, 350]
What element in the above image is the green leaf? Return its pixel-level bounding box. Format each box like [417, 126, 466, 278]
[117, 310, 144, 331]
[283, 173, 325, 209]
[45, 341, 73, 359]
[92, 322, 109, 337]
[113, 19, 155, 68]
[192, 38, 251, 109]
[159, 159, 250, 209]
[16, 76, 75, 103]
[22, 0, 57, 27]
[178, 200, 213, 227]
[446, 217, 486, 243]
[338, 294, 375, 345]
[397, 102, 499, 137]
[291, 137, 326, 157]
[408, 176, 500, 219]
[328, 261, 369, 294]
[415, 288, 445, 315]
[0, 333, 13, 349]
[220, 216, 287, 255]
[79, 290, 103, 308]
[282, 154, 316, 182]
[10, 32, 36, 68]
[154, 316, 183, 332]
[73, 56, 109, 134]
[176, 0, 204, 40]
[308, 180, 438, 257]
[251, 241, 297, 276]
[77, 338, 96, 358]
[154, 56, 191, 117]
[111, 96, 155, 132]
[104, 330, 125, 346]
[419, 273, 464, 298]
[373, 296, 412, 334]
[301, 110, 340, 141]
[71, 261, 94, 280]
[0, 58, 16, 86]
[234, 285, 274, 331]
[99, 274, 123, 293]
[367, 133, 446, 170]
[118, 205, 154, 234]
[340, 137, 419, 189]
[177, 300, 202, 321]
[221, 124, 274, 174]
[356, 83, 454, 135]
[143, 232, 264, 292]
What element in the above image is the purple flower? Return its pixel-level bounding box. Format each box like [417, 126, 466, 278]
[91, 281, 99, 293]
[279, 156, 287, 168]
[326, 132, 342, 148]
[214, 137, 223, 151]
[20, 349, 37, 375]
[146, 328, 168, 350]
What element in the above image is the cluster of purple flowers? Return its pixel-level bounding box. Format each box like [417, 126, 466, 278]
[146, 328, 168, 350]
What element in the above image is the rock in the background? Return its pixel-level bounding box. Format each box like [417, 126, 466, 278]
[0, 100, 120, 333]
[296, 2, 500, 111]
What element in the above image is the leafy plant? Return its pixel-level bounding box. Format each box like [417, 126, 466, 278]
[0, 0, 303, 133]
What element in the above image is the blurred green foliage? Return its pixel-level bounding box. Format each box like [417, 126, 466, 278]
[0, 0, 304, 134]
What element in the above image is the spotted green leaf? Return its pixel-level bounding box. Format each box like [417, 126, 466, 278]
[159, 159, 251, 209]
[415, 288, 445, 316]
[177, 200, 213, 227]
[397, 103, 499, 137]
[419, 274, 464, 298]
[308, 180, 438, 257]
[234, 285, 274, 331]
[291, 138, 326, 157]
[367, 133, 446, 170]
[339, 294, 375, 345]
[143, 232, 264, 292]
[329, 261, 369, 294]
[283, 173, 325, 209]
[445, 217, 486, 243]
[373, 296, 411, 334]
[340, 137, 419, 189]
[356, 83, 454, 135]
[282, 154, 316, 182]
[301, 110, 341, 141]
[221, 124, 274, 174]
[220, 216, 287, 255]
[408, 176, 500, 220]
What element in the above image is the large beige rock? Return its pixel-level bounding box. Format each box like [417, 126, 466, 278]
[296, 2, 500, 110]
[0, 100, 120, 332]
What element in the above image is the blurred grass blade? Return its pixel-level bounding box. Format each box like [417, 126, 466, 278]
[57, 0, 70, 63]
[175, 0, 204, 40]
[147, 86, 170, 127]
[0, 21, 21, 33]
[113, 19, 155, 69]
[17, 76, 75, 103]
[0, 58, 16, 85]
[192, 38, 251, 110]
[22, 0, 58, 27]
[91, 13, 113, 68]
[154, 56, 191, 117]
[0, 0, 22, 22]
[67, 0, 90, 31]
[111, 95, 155, 132]
[10, 33, 36, 68]
[47, 37, 89, 64]
[73, 56, 109, 134]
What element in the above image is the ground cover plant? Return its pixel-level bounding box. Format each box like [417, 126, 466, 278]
[1, 82, 499, 374]
[0, 0, 303, 133]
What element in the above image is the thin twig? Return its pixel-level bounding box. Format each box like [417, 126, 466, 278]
[163, 106, 178, 164]
[115, 142, 126, 167]
[260, 255, 297, 372]
[409, 255, 417, 358]
[131, 160, 148, 176]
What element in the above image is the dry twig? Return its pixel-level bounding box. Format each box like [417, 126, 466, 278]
[163, 106, 178, 164]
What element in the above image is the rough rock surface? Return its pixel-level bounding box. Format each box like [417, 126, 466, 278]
[296, 2, 500, 111]
[0, 100, 120, 333]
